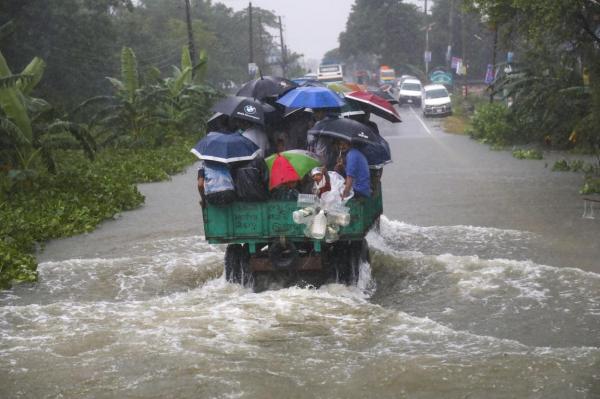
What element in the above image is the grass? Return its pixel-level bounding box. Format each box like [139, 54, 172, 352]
[443, 115, 470, 134]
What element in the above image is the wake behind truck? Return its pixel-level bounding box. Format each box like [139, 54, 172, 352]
[202, 188, 383, 289]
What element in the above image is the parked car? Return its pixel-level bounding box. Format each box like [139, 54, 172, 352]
[422, 84, 452, 117]
[398, 78, 422, 106]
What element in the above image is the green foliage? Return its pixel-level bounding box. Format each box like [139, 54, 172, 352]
[580, 178, 600, 195]
[80, 46, 220, 149]
[512, 149, 543, 160]
[552, 159, 587, 172]
[338, 0, 424, 70]
[0, 140, 196, 289]
[466, 102, 515, 146]
[0, 50, 95, 175]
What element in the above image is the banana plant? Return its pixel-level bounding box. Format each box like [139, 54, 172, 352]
[79, 45, 219, 147]
[0, 50, 95, 176]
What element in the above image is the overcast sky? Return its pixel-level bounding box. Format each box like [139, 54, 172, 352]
[214, 0, 425, 64]
[214, 0, 354, 63]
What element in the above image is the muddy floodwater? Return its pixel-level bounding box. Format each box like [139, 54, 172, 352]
[2, 107, 600, 398]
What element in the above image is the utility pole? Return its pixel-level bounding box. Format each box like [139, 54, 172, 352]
[424, 0, 429, 76]
[248, 2, 254, 64]
[278, 16, 287, 77]
[461, 9, 467, 96]
[447, 0, 455, 70]
[490, 24, 498, 103]
[183, 0, 197, 74]
[257, 16, 264, 72]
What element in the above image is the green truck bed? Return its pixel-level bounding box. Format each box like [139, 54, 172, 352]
[202, 190, 383, 246]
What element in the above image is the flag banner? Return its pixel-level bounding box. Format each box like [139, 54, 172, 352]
[485, 64, 494, 84]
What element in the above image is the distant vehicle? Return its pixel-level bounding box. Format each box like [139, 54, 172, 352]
[398, 78, 422, 106]
[422, 84, 452, 117]
[317, 64, 344, 83]
[379, 65, 396, 85]
[429, 70, 453, 87]
[398, 74, 417, 86]
[291, 75, 316, 85]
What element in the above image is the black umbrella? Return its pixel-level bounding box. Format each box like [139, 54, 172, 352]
[237, 76, 298, 100]
[308, 117, 378, 144]
[211, 96, 275, 126]
[206, 112, 229, 132]
[368, 87, 399, 105]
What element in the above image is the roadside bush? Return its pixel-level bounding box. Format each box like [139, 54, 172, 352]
[512, 149, 543, 160]
[466, 102, 515, 146]
[0, 140, 197, 289]
[581, 177, 600, 195]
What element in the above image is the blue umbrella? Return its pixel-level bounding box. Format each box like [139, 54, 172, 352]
[276, 87, 346, 109]
[190, 132, 260, 163]
[359, 135, 392, 169]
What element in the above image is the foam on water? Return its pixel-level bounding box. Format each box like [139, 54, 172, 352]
[375, 215, 536, 259]
[1, 224, 600, 398]
[368, 216, 600, 349]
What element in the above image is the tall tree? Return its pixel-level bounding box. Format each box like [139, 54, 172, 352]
[338, 0, 424, 74]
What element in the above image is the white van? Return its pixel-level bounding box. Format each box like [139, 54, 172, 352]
[398, 78, 422, 106]
[422, 84, 452, 117]
[317, 64, 343, 83]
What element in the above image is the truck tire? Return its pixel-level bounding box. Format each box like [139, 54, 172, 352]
[268, 241, 298, 269]
[339, 239, 369, 285]
[224, 244, 252, 285]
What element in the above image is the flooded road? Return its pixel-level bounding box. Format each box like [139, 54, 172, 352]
[2, 106, 600, 398]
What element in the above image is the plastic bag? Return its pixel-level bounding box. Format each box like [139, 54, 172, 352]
[321, 171, 352, 208]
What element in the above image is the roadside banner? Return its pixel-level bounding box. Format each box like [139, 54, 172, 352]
[454, 58, 463, 74]
[484, 64, 494, 84]
[424, 51, 431, 63]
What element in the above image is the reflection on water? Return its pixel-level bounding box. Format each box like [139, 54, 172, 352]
[1, 218, 600, 398]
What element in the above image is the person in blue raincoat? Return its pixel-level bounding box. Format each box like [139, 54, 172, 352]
[334, 139, 371, 199]
[197, 161, 236, 207]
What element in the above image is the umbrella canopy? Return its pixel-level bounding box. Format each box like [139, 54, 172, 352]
[277, 87, 346, 109]
[265, 150, 321, 181]
[359, 135, 392, 168]
[268, 154, 301, 190]
[342, 82, 365, 91]
[236, 76, 297, 100]
[345, 91, 402, 123]
[327, 82, 352, 94]
[211, 96, 275, 126]
[368, 87, 399, 105]
[190, 132, 260, 163]
[206, 112, 229, 132]
[308, 118, 378, 144]
[339, 94, 365, 118]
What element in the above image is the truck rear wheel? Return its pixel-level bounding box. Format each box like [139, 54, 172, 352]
[224, 244, 252, 286]
[330, 240, 369, 285]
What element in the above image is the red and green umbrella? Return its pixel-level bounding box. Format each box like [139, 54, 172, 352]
[265, 150, 321, 190]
